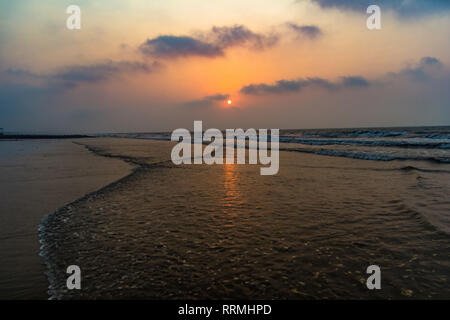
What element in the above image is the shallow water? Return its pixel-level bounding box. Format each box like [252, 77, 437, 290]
[40, 138, 450, 299]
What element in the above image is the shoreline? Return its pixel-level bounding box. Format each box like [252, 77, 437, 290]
[38, 140, 173, 299]
[0, 139, 135, 299]
[0, 135, 91, 140]
[38, 165, 140, 299]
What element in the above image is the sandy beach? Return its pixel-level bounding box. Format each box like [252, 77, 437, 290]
[0, 139, 133, 299]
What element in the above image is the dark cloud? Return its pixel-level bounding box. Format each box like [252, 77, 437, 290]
[0, 60, 160, 117]
[240, 76, 369, 95]
[140, 25, 279, 59]
[55, 60, 160, 85]
[420, 56, 443, 67]
[140, 36, 223, 59]
[390, 56, 444, 81]
[306, 77, 335, 89]
[183, 93, 230, 108]
[6, 68, 44, 79]
[241, 56, 445, 96]
[206, 25, 279, 50]
[287, 23, 323, 39]
[240, 79, 307, 95]
[341, 76, 370, 87]
[3, 60, 160, 94]
[308, 0, 450, 17]
[204, 93, 231, 101]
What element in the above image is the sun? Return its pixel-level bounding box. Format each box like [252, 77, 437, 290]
[227, 99, 232, 105]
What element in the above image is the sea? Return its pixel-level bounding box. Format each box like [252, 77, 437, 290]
[37, 126, 450, 299]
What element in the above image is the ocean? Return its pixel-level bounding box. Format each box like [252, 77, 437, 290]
[38, 126, 450, 299]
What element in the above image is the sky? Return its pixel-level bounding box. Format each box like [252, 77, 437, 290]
[0, 0, 449, 133]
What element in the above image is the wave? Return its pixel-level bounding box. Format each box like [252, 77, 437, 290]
[279, 137, 450, 149]
[398, 166, 450, 174]
[38, 142, 172, 299]
[292, 126, 450, 139]
[282, 147, 450, 163]
[301, 130, 408, 138]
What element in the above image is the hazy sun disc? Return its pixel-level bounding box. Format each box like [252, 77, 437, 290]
[227, 100, 232, 105]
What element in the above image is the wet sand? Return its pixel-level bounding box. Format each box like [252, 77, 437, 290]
[0, 139, 134, 299]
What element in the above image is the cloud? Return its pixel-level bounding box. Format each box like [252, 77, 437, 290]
[0, 59, 160, 119]
[140, 36, 223, 59]
[55, 60, 161, 85]
[240, 79, 307, 95]
[340, 76, 370, 87]
[287, 23, 323, 39]
[6, 68, 44, 79]
[206, 25, 279, 50]
[420, 56, 443, 67]
[140, 25, 279, 59]
[204, 93, 231, 101]
[308, 0, 450, 17]
[3, 60, 160, 93]
[241, 56, 446, 96]
[183, 93, 230, 108]
[389, 56, 444, 81]
[240, 76, 369, 95]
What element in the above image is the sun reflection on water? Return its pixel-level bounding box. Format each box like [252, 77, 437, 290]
[222, 163, 244, 226]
